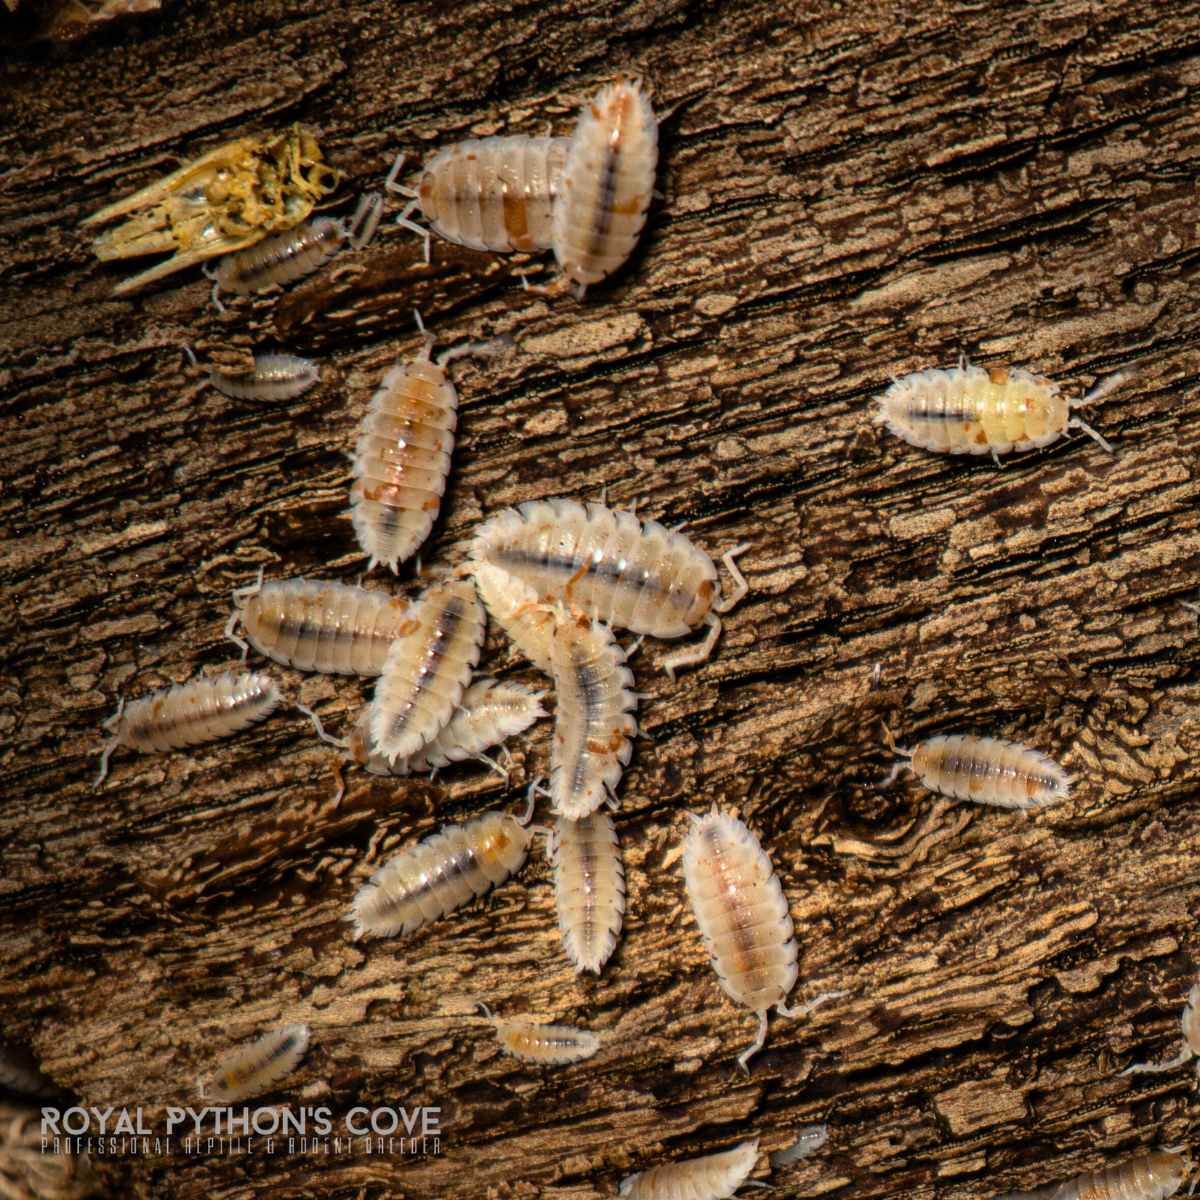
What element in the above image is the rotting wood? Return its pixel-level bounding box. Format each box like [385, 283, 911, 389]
[4, 2, 1200, 1199]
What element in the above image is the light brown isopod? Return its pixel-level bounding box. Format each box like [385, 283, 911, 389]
[619, 1139, 761, 1200]
[225, 570, 411, 676]
[472, 559, 557, 673]
[200, 1025, 310, 1103]
[475, 1001, 600, 1064]
[999, 1151, 1194, 1200]
[1119, 977, 1200, 1082]
[551, 809, 625, 974]
[683, 806, 842, 1072]
[94, 672, 281, 789]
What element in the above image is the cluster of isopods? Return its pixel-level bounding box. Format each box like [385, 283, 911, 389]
[77, 61, 1177, 1200]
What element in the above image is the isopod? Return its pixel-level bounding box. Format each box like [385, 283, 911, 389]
[1002, 1151, 1194, 1200]
[769, 1125, 828, 1169]
[468, 498, 748, 678]
[874, 361, 1135, 464]
[553, 77, 659, 294]
[213, 215, 346, 297]
[619, 1139, 761, 1200]
[94, 672, 282, 788]
[472, 560, 557, 673]
[196, 349, 320, 401]
[225, 570, 412, 676]
[1119, 978, 1200, 1081]
[369, 578, 486, 764]
[347, 801, 537, 940]
[200, 1025, 310, 1103]
[475, 1000, 600, 1064]
[551, 809, 626, 974]
[878, 725, 1072, 809]
[682, 806, 842, 1072]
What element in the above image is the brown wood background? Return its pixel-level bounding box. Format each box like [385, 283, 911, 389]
[3, 0, 1200, 1197]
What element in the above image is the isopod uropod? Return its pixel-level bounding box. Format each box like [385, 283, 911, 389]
[474, 1001, 600, 1065]
[1010, 1151, 1194, 1200]
[1119, 978, 1200, 1081]
[468, 498, 748, 679]
[619, 1139, 761, 1200]
[95, 672, 282, 789]
[225, 571, 412, 676]
[200, 1025, 310, 1103]
[682, 806, 843, 1072]
[878, 726, 1072, 809]
[551, 809, 626, 975]
[874, 362, 1134, 464]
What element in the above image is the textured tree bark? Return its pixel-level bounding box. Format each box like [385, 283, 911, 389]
[4, 1, 1200, 1199]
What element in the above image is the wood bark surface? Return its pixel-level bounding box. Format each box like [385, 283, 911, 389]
[3, 1, 1200, 1198]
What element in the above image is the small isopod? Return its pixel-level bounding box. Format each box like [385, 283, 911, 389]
[551, 809, 626, 974]
[468, 498, 748, 678]
[769, 1125, 828, 1169]
[192, 348, 320, 401]
[1001, 1151, 1194, 1200]
[874, 361, 1135, 464]
[553, 77, 659, 295]
[213, 215, 346, 297]
[474, 1000, 600, 1065]
[472, 560, 557, 673]
[1119, 978, 1200, 1082]
[369, 578, 487, 765]
[200, 1025, 310, 1103]
[683, 806, 843, 1072]
[619, 1139, 761, 1200]
[878, 725, 1072, 809]
[95, 672, 281, 789]
[225, 570, 412, 676]
[347, 801, 538, 940]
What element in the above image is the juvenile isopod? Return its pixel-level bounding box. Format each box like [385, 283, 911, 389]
[683, 806, 843, 1072]
[998, 1151, 1194, 1200]
[468, 498, 748, 678]
[474, 1000, 600, 1065]
[347, 800, 538, 940]
[874, 361, 1135, 464]
[94, 672, 282, 788]
[200, 1025, 310, 1103]
[551, 809, 625, 974]
[472, 560, 557, 673]
[225, 570, 412, 676]
[1119, 978, 1200, 1082]
[185, 346, 320, 401]
[878, 725, 1072, 809]
[213, 215, 346, 297]
[553, 77, 659, 295]
[369, 578, 487, 764]
[619, 1139, 761, 1200]
[769, 1125, 828, 1169]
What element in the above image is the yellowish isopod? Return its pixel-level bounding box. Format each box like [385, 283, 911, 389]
[1005, 1151, 1194, 1200]
[472, 560, 557, 673]
[551, 810, 625, 975]
[619, 1139, 761, 1200]
[200, 1025, 310, 1103]
[475, 1001, 600, 1065]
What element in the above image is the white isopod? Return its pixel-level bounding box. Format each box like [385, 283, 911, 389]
[996, 1151, 1195, 1200]
[769, 1124, 828, 1169]
[553, 77, 659, 295]
[619, 1139, 762, 1200]
[184, 345, 320, 401]
[468, 498, 748, 679]
[94, 672, 282, 788]
[683, 806, 843, 1072]
[474, 1000, 600, 1064]
[472, 560, 558, 673]
[874, 361, 1134, 464]
[225, 570, 412, 675]
[369, 578, 487, 765]
[551, 809, 626, 974]
[348, 801, 538, 940]
[200, 1025, 310, 1103]
[878, 726, 1072, 809]
[1119, 978, 1200, 1082]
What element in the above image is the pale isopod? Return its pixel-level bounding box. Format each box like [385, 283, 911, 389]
[347, 802, 536, 939]
[551, 809, 625, 974]
[94, 672, 281, 789]
[769, 1125, 828, 1169]
[472, 560, 557, 673]
[210, 353, 319, 401]
[619, 1139, 761, 1200]
[468, 498, 748, 679]
[225, 570, 412, 676]
[878, 726, 1072, 809]
[475, 1000, 600, 1064]
[553, 78, 659, 294]
[200, 1025, 310, 1103]
[683, 806, 843, 1072]
[1001, 1151, 1194, 1200]
[874, 362, 1135, 464]
[1119, 978, 1200, 1081]
[213, 215, 345, 297]
[369, 578, 486, 764]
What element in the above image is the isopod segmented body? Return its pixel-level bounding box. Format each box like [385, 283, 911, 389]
[554, 78, 658, 292]
[202, 1025, 309, 1103]
[468, 498, 748, 678]
[874, 363, 1132, 463]
[879, 728, 1072, 809]
[208, 353, 320, 401]
[95, 672, 281, 788]
[547, 609, 637, 819]
[472, 560, 557, 673]
[226, 572, 411, 676]
[214, 215, 345, 295]
[768, 1125, 828, 1169]
[552, 810, 625, 974]
[619, 1139, 760, 1200]
[348, 807, 533, 939]
[1119, 978, 1200, 1081]
[369, 578, 486, 764]
[1025, 1152, 1193, 1200]
[476, 1001, 600, 1065]
[683, 806, 842, 1072]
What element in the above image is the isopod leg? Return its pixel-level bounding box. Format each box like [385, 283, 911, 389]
[474, 751, 508, 781]
[736, 1010, 770, 1074]
[1118, 1046, 1193, 1076]
[296, 703, 349, 750]
[223, 611, 250, 659]
[93, 737, 119, 791]
[661, 613, 721, 681]
[1069, 417, 1115, 453]
[876, 761, 911, 790]
[713, 541, 750, 612]
[384, 152, 417, 198]
[232, 565, 266, 603]
[330, 761, 346, 809]
[777, 989, 847, 1020]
